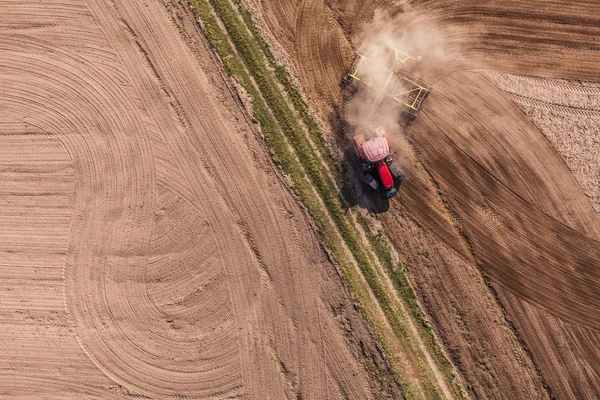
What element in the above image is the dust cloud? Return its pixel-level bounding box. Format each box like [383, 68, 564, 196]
[343, 9, 448, 139]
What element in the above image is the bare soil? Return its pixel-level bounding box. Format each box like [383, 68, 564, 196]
[0, 0, 394, 398]
[4, 0, 600, 398]
[485, 72, 600, 214]
[246, 0, 600, 398]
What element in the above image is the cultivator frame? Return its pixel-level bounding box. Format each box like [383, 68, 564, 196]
[346, 48, 431, 118]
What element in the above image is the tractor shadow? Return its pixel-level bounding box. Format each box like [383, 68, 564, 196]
[341, 147, 391, 214]
[330, 103, 392, 215]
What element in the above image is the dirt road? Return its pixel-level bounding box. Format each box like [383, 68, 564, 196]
[248, 0, 600, 398]
[0, 0, 385, 397]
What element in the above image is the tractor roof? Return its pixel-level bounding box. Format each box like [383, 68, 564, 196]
[362, 136, 389, 163]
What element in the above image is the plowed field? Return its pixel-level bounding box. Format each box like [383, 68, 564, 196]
[247, 0, 600, 398]
[0, 0, 387, 398]
[5, 0, 600, 398]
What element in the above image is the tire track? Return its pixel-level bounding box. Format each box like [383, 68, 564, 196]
[83, 0, 373, 396]
[508, 92, 600, 119]
[295, 0, 354, 110]
[0, 123, 118, 397]
[484, 72, 600, 98]
[0, 29, 155, 396]
[249, 0, 600, 397]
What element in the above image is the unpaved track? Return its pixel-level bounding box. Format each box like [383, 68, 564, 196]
[0, 0, 379, 398]
[250, 0, 600, 398]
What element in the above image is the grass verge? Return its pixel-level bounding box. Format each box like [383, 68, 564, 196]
[187, 0, 466, 398]
[356, 213, 465, 394]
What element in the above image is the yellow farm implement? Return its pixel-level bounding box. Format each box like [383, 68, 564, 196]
[346, 48, 431, 118]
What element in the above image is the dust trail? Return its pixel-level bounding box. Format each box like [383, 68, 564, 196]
[343, 9, 448, 138]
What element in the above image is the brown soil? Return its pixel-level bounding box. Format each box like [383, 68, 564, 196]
[484, 71, 600, 399]
[0, 0, 395, 398]
[247, 0, 600, 398]
[485, 72, 600, 214]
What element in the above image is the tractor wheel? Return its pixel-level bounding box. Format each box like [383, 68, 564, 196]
[353, 135, 366, 160]
[389, 163, 406, 183]
[363, 174, 381, 192]
[384, 187, 398, 199]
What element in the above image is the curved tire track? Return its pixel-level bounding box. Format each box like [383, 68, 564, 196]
[0, 0, 377, 397]
[251, 0, 600, 397]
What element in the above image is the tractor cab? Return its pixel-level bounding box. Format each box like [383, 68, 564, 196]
[353, 127, 405, 199]
[361, 136, 389, 163]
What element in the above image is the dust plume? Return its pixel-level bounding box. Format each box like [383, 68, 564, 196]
[343, 9, 449, 139]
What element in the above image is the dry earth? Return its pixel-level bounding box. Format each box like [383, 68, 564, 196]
[4, 0, 600, 398]
[485, 72, 600, 214]
[0, 0, 396, 398]
[245, 0, 600, 398]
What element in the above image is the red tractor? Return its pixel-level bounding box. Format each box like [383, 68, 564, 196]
[354, 126, 405, 199]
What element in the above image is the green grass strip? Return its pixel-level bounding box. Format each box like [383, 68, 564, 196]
[188, 0, 463, 398]
[223, 5, 466, 396]
[228, 0, 358, 205]
[229, 0, 342, 172]
[357, 214, 467, 399]
[187, 1, 408, 396]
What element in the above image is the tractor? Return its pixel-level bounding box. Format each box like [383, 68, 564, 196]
[345, 48, 431, 200]
[354, 126, 405, 199]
